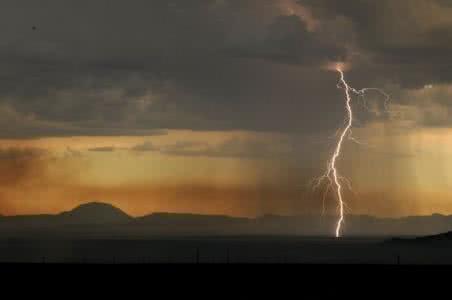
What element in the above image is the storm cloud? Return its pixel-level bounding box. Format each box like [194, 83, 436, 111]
[0, 0, 451, 139]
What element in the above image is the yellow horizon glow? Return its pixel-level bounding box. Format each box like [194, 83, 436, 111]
[0, 127, 451, 217]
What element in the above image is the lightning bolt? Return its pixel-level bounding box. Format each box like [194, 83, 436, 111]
[330, 68, 351, 238]
[313, 66, 390, 238]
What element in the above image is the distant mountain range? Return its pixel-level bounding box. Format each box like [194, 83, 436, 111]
[2, 202, 452, 238]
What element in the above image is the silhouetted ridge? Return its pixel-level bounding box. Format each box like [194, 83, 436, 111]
[59, 202, 132, 224]
[387, 230, 452, 244]
[2, 206, 452, 237]
[415, 231, 452, 241]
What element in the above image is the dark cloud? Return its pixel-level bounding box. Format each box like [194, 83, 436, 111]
[0, 0, 451, 138]
[0, 102, 169, 138]
[129, 137, 297, 160]
[161, 141, 209, 156]
[163, 138, 295, 159]
[229, 14, 345, 65]
[87, 147, 116, 152]
[64, 147, 83, 158]
[0, 0, 351, 137]
[300, 0, 452, 87]
[130, 141, 159, 152]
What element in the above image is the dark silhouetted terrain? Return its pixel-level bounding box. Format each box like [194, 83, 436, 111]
[389, 231, 452, 244]
[2, 202, 452, 238]
[2, 203, 452, 264]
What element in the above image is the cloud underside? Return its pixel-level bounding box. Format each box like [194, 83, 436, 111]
[129, 137, 295, 159]
[0, 0, 451, 138]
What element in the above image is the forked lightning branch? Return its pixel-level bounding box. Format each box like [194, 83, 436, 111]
[314, 65, 390, 237]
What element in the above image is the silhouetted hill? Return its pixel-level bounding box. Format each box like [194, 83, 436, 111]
[417, 231, 452, 241]
[0, 202, 132, 237]
[2, 202, 452, 238]
[59, 202, 132, 224]
[415, 231, 452, 241]
[388, 231, 452, 244]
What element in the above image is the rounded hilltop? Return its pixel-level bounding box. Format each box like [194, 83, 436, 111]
[59, 202, 132, 224]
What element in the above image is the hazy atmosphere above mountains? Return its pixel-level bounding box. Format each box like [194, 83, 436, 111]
[1, 0, 452, 218]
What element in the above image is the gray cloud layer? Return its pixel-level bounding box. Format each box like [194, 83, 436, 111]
[0, 0, 450, 138]
[301, 0, 452, 86]
[130, 137, 295, 159]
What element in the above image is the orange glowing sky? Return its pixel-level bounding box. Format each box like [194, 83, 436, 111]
[1, 125, 452, 217]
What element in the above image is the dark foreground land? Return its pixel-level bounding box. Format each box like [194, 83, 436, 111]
[1, 236, 452, 265]
[3, 203, 452, 265]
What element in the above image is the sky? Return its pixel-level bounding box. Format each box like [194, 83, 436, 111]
[0, 0, 452, 217]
